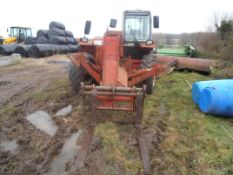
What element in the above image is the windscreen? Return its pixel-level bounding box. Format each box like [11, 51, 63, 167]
[10, 28, 19, 37]
[9, 28, 32, 37]
[124, 15, 150, 42]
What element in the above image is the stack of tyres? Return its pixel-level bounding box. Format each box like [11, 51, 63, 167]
[28, 21, 79, 58]
[1, 21, 80, 57]
[35, 29, 49, 44]
[48, 22, 78, 46]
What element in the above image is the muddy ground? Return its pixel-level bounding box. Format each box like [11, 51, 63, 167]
[0, 55, 83, 175]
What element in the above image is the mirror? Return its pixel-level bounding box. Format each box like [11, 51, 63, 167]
[84, 20, 91, 35]
[110, 19, 117, 28]
[153, 16, 159, 28]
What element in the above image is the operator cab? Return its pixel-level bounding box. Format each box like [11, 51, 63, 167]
[123, 10, 159, 44]
[122, 10, 159, 59]
[80, 10, 159, 59]
[7, 27, 32, 42]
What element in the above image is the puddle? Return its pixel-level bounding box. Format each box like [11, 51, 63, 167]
[55, 105, 72, 117]
[48, 130, 83, 175]
[0, 140, 19, 154]
[26, 111, 58, 137]
[0, 58, 15, 67]
[0, 55, 22, 67]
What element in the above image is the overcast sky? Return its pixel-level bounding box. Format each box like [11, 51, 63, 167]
[0, 0, 232, 37]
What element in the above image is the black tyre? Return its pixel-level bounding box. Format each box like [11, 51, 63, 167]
[15, 45, 31, 57]
[65, 30, 74, 37]
[28, 44, 69, 58]
[144, 77, 155, 94]
[24, 36, 36, 45]
[37, 30, 49, 38]
[141, 54, 157, 68]
[36, 36, 49, 44]
[66, 37, 77, 45]
[49, 36, 67, 45]
[141, 54, 157, 94]
[49, 21, 65, 30]
[0, 44, 18, 55]
[48, 28, 66, 38]
[69, 53, 95, 93]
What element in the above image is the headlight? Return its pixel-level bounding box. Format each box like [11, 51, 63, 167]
[146, 40, 153, 45]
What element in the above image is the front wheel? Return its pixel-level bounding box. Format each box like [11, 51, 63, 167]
[141, 54, 157, 94]
[144, 76, 155, 94]
[69, 53, 95, 93]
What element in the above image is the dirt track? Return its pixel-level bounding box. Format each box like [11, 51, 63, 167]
[0, 56, 69, 105]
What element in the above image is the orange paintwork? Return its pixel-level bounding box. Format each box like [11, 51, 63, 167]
[101, 36, 120, 86]
[71, 30, 166, 90]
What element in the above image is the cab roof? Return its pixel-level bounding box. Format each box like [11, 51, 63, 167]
[124, 10, 151, 16]
[10, 26, 31, 29]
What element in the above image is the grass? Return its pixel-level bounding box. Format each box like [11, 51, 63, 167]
[0, 104, 18, 116]
[145, 71, 233, 175]
[212, 64, 233, 79]
[31, 78, 71, 104]
[94, 71, 233, 175]
[0, 104, 18, 126]
[96, 123, 142, 174]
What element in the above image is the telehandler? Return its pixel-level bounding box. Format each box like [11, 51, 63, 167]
[1, 26, 32, 45]
[69, 10, 175, 174]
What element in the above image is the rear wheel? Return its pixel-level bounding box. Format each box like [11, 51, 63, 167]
[69, 53, 95, 93]
[141, 54, 157, 94]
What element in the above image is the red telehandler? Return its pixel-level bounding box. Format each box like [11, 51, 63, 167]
[69, 10, 175, 174]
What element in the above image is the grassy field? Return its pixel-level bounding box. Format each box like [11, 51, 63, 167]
[96, 71, 233, 175]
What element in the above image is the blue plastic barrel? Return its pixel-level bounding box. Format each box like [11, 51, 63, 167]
[192, 79, 233, 104]
[199, 87, 233, 116]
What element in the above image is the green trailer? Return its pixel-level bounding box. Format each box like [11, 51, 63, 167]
[157, 45, 195, 57]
